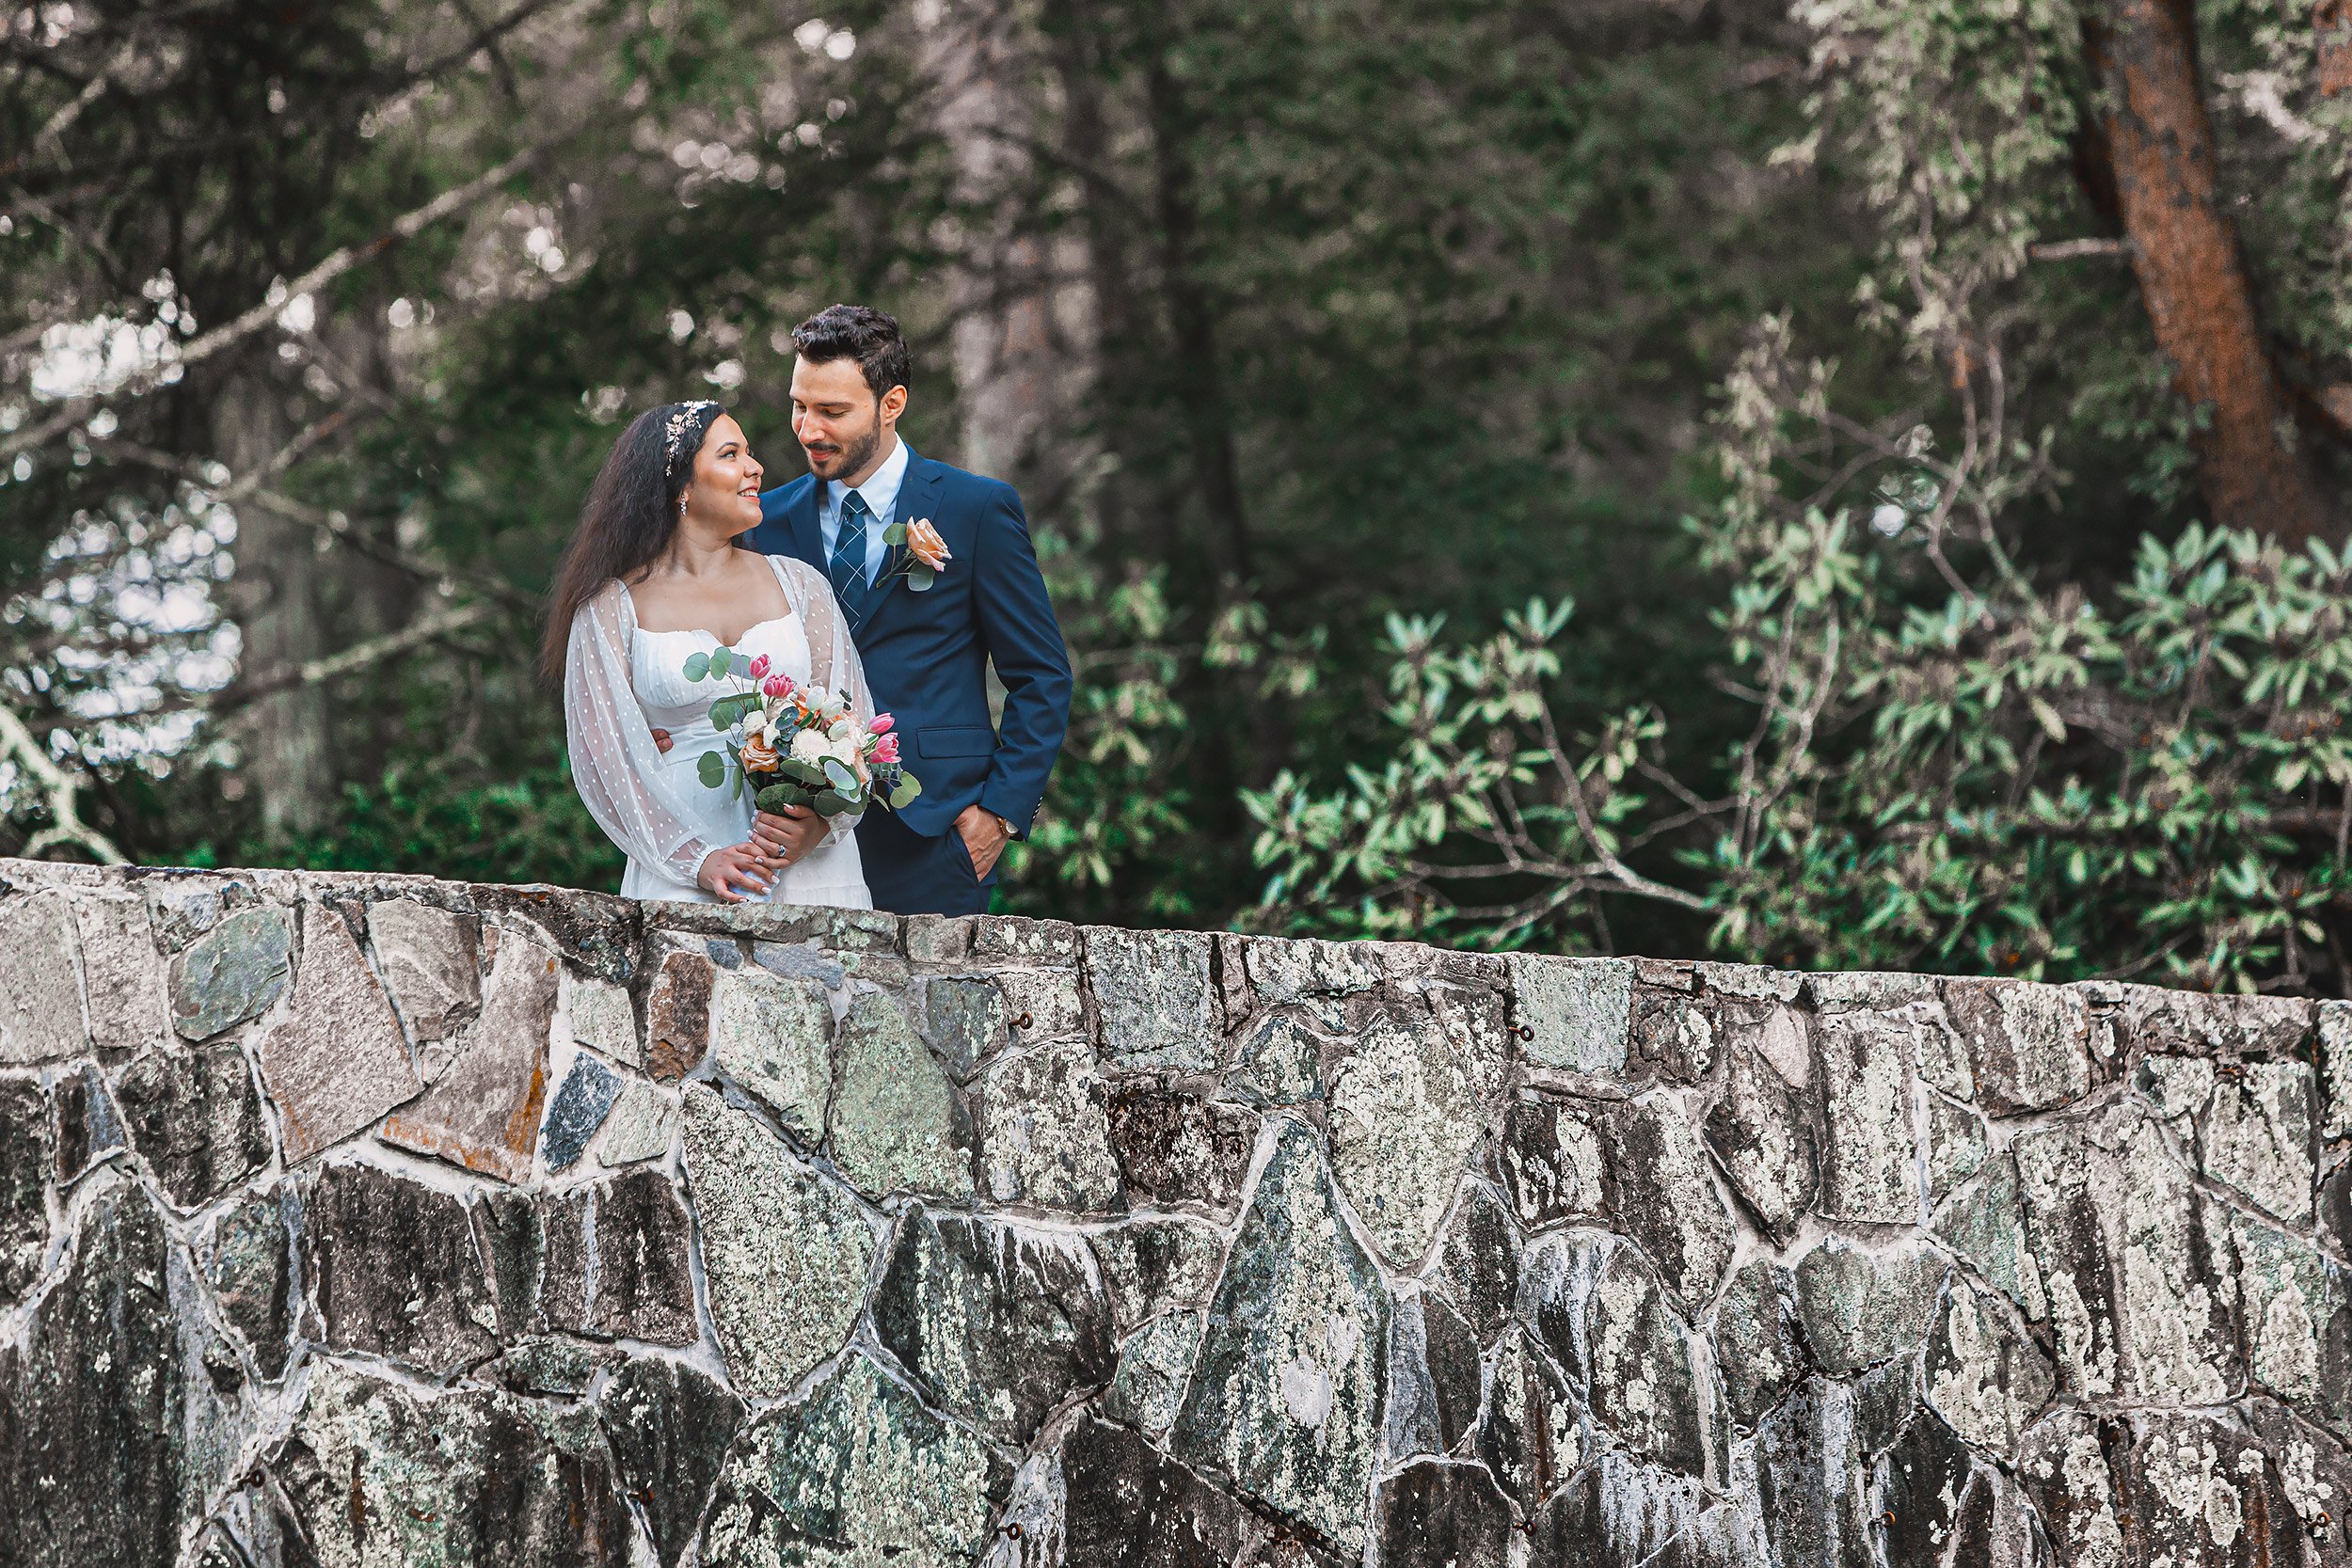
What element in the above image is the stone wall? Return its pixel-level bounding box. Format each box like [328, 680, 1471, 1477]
[0, 860, 2344, 1568]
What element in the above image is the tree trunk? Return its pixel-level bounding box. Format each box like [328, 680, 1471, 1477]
[1039, 0, 1152, 553]
[215, 372, 333, 839]
[929, 0, 1064, 487]
[1141, 53, 1254, 589]
[2091, 0, 2338, 545]
[2320, 0, 2352, 97]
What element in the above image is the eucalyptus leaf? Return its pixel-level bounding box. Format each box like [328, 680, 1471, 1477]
[813, 788, 855, 816]
[883, 521, 908, 546]
[755, 781, 816, 814]
[779, 757, 831, 787]
[907, 565, 936, 592]
[887, 773, 923, 810]
[684, 651, 711, 682]
[696, 751, 723, 788]
[822, 757, 856, 792]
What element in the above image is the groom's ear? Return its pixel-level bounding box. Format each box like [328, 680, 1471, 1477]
[880, 384, 909, 426]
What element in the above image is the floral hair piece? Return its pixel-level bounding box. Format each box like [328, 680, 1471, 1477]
[661, 401, 723, 490]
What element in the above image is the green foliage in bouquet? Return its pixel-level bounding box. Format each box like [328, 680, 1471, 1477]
[743, 752, 922, 819]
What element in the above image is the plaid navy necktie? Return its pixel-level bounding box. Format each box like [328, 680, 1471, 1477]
[829, 489, 873, 627]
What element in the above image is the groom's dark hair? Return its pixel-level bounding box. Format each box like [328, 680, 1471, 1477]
[791, 305, 909, 403]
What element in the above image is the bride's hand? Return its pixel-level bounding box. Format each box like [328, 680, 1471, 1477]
[697, 844, 777, 903]
[753, 805, 826, 865]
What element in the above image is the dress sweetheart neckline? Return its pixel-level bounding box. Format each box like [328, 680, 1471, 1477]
[631, 610, 797, 645]
[617, 556, 802, 646]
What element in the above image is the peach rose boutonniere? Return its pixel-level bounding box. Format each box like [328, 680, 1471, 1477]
[882, 516, 952, 592]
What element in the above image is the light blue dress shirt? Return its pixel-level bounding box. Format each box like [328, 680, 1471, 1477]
[817, 435, 910, 589]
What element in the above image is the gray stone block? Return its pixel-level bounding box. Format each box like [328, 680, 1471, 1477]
[703, 1352, 1009, 1565]
[1170, 1119, 1391, 1553]
[252, 903, 419, 1163]
[0, 891, 88, 1066]
[1507, 953, 1631, 1073]
[680, 1085, 873, 1398]
[873, 1206, 1116, 1445]
[167, 905, 289, 1042]
[113, 1042, 270, 1211]
[1087, 927, 1220, 1073]
[828, 990, 975, 1200]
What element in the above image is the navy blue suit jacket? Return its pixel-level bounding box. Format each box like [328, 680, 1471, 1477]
[744, 447, 1072, 840]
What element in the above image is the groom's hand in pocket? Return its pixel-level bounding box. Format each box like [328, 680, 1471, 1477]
[754, 805, 825, 866]
[955, 805, 1009, 879]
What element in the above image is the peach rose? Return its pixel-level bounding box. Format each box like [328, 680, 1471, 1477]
[738, 734, 781, 773]
[904, 518, 952, 572]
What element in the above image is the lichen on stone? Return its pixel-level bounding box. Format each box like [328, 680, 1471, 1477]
[680, 1085, 875, 1398]
[1169, 1118, 1391, 1552]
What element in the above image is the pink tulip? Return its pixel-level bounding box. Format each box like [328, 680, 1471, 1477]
[763, 673, 794, 698]
[867, 713, 894, 735]
[746, 653, 771, 679]
[871, 733, 900, 764]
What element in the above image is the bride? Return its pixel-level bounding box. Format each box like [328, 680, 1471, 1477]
[545, 399, 873, 907]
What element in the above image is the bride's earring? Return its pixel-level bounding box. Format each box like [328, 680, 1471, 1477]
[677, 490, 689, 517]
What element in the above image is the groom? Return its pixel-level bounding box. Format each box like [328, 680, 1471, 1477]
[744, 304, 1070, 916]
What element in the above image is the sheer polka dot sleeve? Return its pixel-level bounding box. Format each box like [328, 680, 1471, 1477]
[563, 581, 721, 888]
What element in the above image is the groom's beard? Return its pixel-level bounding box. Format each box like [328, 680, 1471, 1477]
[806, 416, 882, 483]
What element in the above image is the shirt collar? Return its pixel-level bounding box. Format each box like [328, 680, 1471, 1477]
[830, 435, 911, 524]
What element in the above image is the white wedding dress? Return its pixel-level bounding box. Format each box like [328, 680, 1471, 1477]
[564, 554, 873, 908]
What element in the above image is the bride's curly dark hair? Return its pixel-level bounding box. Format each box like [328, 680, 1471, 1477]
[540, 402, 724, 678]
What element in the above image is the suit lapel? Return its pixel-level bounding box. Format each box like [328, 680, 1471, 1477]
[788, 480, 824, 567]
[863, 448, 945, 626]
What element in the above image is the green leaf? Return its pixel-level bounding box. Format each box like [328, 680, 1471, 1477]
[907, 564, 936, 592]
[822, 757, 857, 792]
[779, 757, 830, 787]
[683, 651, 710, 682]
[883, 522, 908, 546]
[755, 781, 816, 814]
[709, 647, 734, 678]
[813, 788, 855, 816]
[696, 750, 723, 788]
[887, 771, 924, 809]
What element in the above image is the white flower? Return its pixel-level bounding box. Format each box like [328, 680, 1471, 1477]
[789, 729, 829, 765]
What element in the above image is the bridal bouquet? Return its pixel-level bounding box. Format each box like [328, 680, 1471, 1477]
[683, 647, 921, 817]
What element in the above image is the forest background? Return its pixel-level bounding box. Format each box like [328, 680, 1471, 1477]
[5, 0, 2352, 995]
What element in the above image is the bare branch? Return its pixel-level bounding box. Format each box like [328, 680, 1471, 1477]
[91, 436, 539, 611]
[215, 600, 499, 712]
[3, 132, 574, 457]
[32, 40, 135, 152]
[0, 701, 125, 863]
[2027, 237, 2132, 261]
